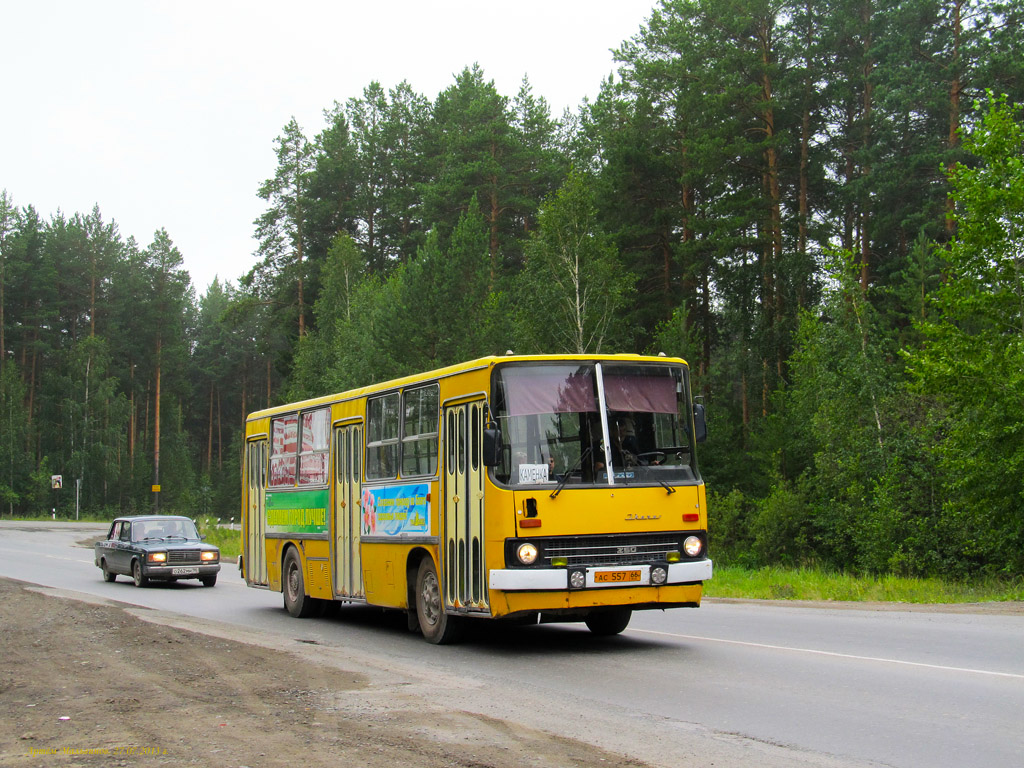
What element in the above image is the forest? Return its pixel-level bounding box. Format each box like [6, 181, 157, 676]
[2, 0, 1023, 578]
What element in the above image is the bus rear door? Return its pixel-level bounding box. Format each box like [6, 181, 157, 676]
[333, 423, 364, 599]
[244, 437, 268, 586]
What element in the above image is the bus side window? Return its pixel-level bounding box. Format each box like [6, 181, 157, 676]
[366, 393, 400, 480]
[402, 385, 439, 477]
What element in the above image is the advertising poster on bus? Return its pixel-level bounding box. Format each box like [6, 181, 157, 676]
[265, 489, 329, 535]
[361, 483, 430, 537]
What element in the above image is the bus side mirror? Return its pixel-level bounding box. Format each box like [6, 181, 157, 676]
[482, 423, 502, 467]
[693, 403, 707, 443]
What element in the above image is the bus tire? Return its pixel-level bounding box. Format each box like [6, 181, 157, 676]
[283, 548, 317, 618]
[415, 557, 463, 644]
[584, 608, 632, 636]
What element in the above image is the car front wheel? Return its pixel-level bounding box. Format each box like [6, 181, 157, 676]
[132, 560, 149, 588]
[200, 574, 217, 587]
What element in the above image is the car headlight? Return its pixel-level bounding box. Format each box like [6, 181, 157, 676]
[147, 552, 167, 563]
[201, 551, 219, 562]
[516, 542, 539, 565]
[683, 536, 703, 557]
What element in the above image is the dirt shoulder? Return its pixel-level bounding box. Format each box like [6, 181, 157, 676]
[0, 578, 647, 768]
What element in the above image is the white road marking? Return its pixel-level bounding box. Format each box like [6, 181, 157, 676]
[630, 628, 1024, 680]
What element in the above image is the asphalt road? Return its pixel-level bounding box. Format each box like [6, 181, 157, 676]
[2, 520, 1022, 768]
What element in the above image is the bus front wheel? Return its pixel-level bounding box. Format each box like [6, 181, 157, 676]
[283, 549, 318, 618]
[415, 558, 463, 644]
[584, 608, 632, 636]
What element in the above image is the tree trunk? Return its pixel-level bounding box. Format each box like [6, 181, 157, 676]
[207, 381, 214, 473]
[90, 255, 96, 338]
[27, 334, 37, 431]
[0, 252, 5, 373]
[489, 181, 500, 290]
[741, 370, 750, 446]
[946, 0, 963, 235]
[859, 0, 874, 291]
[701, 263, 712, 390]
[798, 0, 813, 273]
[217, 385, 223, 472]
[759, 13, 784, 378]
[129, 364, 136, 464]
[153, 337, 161, 514]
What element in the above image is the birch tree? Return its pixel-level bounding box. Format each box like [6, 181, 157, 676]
[517, 171, 634, 353]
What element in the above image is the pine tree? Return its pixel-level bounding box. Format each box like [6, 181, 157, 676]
[254, 118, 315, 340]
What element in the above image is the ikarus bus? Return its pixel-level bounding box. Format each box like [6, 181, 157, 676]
[240, 354, 711, 643]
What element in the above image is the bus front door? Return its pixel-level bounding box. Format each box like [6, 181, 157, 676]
[244, 438, 268, 586]
[442, 400, 487, 613]
[333, 424, 364, 599]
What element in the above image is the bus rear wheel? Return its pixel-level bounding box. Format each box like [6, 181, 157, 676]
[415, 558, 463, 644]
[584, 608, 632, 636]
[283, 549, 318, 618]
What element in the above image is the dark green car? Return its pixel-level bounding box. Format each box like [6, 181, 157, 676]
[95, 515, 220, 588]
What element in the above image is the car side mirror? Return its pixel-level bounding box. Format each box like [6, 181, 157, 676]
[693, 403, 707, 443]
[482, 423, 503, 467]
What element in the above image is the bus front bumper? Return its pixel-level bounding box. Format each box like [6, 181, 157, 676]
[489, 559, 712, 591]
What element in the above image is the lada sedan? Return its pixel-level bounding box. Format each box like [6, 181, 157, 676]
[95, 515, 220, 587]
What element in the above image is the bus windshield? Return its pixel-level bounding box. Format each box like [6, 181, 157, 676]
[491, 362, 698, 488]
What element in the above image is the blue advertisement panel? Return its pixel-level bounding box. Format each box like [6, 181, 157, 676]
[361, 483, 431, 537]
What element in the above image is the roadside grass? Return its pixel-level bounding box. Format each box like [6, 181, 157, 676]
[197, 520, 241, 560]
[705, 565, 1024, 604]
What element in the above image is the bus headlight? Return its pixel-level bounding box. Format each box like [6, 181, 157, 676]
[651, 566, 668, 585]
[683, 536, 703, 557]
[516, 543, 539, 565]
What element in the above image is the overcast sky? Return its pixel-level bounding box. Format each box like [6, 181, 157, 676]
[1, 0, 654, 294]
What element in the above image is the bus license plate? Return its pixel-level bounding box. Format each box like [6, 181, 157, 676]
[172, 567, 199, 576]
[594, 569, 641, 584]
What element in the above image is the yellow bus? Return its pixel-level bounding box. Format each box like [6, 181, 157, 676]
[240, 354, 711, 643]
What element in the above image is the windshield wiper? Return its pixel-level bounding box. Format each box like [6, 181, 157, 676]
[550, 446, 592, 499]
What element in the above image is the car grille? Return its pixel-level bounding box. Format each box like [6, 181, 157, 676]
[167, 550, 202, 564]
[541, 533, 686, 567]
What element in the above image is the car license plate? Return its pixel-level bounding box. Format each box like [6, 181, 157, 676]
[171, 567, 199, 576]
[594, 569, 641, 584]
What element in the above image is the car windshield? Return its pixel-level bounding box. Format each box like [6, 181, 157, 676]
[132, 519, 200, 542]
[491, 362, 698, 489]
